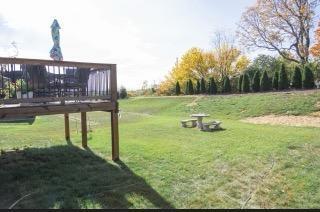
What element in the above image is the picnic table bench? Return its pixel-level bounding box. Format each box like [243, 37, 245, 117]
[201, 121, 222, 132]
[181, 119, 197, 128]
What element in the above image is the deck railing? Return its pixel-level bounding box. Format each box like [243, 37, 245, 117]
[0, 57, 117, 104]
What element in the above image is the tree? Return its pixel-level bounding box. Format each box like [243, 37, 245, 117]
[238, 75, 243, 93]
[245, 54, 278, 78]
[235, 55, 250, 74]
[185, 80, 189, 95]
[200, 78, 206, 94]
[278, 64, 289, 90]
[238, 0, 319, 64]
[208, 77, 217, 95]
[212, 31, 242, 80]
[119, 86, 128, 99]
[292, 67, 302, 89]
[196, 80, 201, 94]
[252, 70, 261, 92]
[158, 47, 216, 95]
[260, 70, 271, 91]
[272, 71, 279, 90]
[175, 81, 181, 95]
[242, 74, 251, 93]
[188, 79, 194, 95]
[303, 66, 315, 89]
[311, 21, 320, 57]
[222, 77, 231, 93]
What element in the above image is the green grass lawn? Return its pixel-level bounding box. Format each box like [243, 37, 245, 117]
[0, 90, 320, 209]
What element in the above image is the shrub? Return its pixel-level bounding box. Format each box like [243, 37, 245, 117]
[238, 75, 243, 93]
[292, 66, 302, 89]
[119, 86, 128, 99]
[195, 80, 201, 94]
[200, 78, 206, 94]
[260, 70, 271, 92]
[175, 81, 181, 95]
[185, 80, 189, 95]
[303, 66, 315, 89]
[188, 79, 194, 95]
[222, 76, 231, 93]
[242, 74, 250, 93]
[272, 71, 279, 90]
[252, 70, 261, 92]
[278, 64, 289, 90]
[208, 77, 217, 95]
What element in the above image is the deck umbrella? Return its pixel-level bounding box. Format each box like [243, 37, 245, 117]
[49, 19, 63, 61]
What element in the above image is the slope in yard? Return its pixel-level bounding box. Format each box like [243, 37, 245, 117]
[0, 91, 319, 209]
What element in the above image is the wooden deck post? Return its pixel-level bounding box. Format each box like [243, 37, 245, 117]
[81, 112, 88, 148]
[64, 113, 70, 141]
[110, 64, 119, 161]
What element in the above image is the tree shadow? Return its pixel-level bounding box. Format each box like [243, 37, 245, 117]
[0, 144, 173, 209]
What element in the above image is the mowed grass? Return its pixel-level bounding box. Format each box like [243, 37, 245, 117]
[0, 90, 319, 209]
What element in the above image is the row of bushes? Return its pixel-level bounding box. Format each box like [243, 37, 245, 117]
[175, 64, 316, 95]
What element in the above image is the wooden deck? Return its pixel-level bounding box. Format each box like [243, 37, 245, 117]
[0, 57, 119, 160]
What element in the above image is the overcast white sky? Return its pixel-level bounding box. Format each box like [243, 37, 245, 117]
[0, 0, 256, 90]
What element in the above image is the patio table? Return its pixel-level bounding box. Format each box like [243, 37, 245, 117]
[190, 114, 210, 129]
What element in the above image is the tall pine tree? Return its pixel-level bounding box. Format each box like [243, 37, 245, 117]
[208, 77, 217, 95]
[278, 64, 289, 90]
[188, 79, 194, 95]
[252, 70, 261, 92]
[238, 75, 243, 93]
[185, 80, 189, 95]
[303, 66, 315, 89]
[260, 70, 271, 91]
[222, 77, 231, 93]
[195, 80, 201, 94]
[292, 66, 302, 89]
[200, 78, 206, 94]
[175, 81, 181, 95]
[242, 74, 250, 93]
[272, 71, 279, 90]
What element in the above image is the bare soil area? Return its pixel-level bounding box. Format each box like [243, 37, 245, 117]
[242, 114, 320, 128]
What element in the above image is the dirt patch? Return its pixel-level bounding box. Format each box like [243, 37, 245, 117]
[187, 96, 204, 107]
[242, 115, 320, 128]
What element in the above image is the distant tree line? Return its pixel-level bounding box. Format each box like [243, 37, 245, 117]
[174, 63, 316, 96]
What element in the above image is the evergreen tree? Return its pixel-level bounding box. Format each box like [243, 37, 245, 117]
[303, 66, 315, 89]
[242, 73, 250, 93]
[188, 79, 194, 95]
[208, 77, 217, 95]
[175, 81, 181, 95]
[222, 77, 231, 93]
[278, 64, 289, 90]
[292, 66, 302, 89]
[195, 80, 201, 94]
[260, 70, 271, 91]
[252, 70, 261, 92]
[200, 78, 206, 94]
[272, 71, 279, 90]
[185, 80, 189, 95]
[119, 86, 128, 99]
[238, 75, 243, 93]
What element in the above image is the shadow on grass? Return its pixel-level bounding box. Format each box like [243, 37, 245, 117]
[0, 144, 173, 209]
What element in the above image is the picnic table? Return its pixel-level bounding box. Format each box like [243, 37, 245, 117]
[190, 114, 210, 129]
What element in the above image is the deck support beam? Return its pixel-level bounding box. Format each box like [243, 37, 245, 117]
[64, 113, 70, 141]
[111, 110, 119, 161]
[110, 64, 119, 161]
[81, 112, 88, 148]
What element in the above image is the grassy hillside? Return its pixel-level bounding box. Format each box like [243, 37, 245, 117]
[0, 90, 319, 209]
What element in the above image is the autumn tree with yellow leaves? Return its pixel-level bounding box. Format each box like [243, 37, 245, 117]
[311, 21, 320, 58]
[158, 44, 249, 95]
